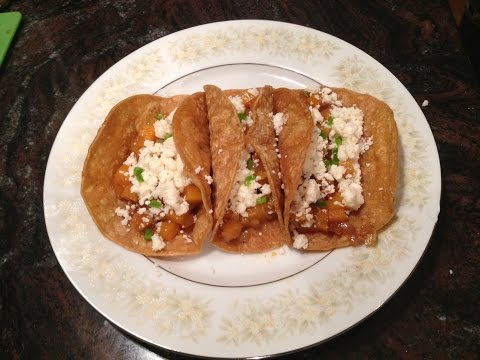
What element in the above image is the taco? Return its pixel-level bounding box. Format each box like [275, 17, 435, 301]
[275, 86, 398, 251]
[81, 93, 213, 256]
[204, 85, 288, 253]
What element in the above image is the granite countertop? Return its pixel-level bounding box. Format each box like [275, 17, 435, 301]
[1, 1, 479, 358]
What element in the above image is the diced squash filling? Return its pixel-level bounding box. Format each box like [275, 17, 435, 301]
[290, 88, 372, 247]
[113, 110, 205, 249]
[219, 151, 276, 242]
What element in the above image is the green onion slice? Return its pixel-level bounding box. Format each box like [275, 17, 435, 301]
[256, 196, 269, 205]
[238, 113, 247, 121]
[134, 167, 144, 182]
[327, 116, 334, 126]
[144, 228, 154, 241]
[335, 135, 343, 146]
[320, 131, 328, 140]
[163, 132, 172, 140]
[244, 174, 255, 186]
[149, 200, 163, 209]
[246, 158, 254, 170]
[155, 112, 164, 120]
[332, 147, 339, 165]
[314, 200, 327, 208]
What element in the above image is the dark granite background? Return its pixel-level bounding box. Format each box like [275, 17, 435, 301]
[1, 0, 479, 359]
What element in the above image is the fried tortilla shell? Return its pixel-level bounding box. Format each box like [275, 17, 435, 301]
[204, 85, 245, 234]
[276, 87, 398, 251]
[172, 91, 213, 246]
[81, 94, 211, 256]
[204, 85, 287, 253]
[273, 88, 314, 246]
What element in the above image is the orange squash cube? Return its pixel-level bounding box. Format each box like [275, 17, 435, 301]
[159, 220, 180, 241]
[113, 164, 138, 202]
[307, 95, 321, 107]
[164, 211, 195, 228]
[130, 212, 153, 232]
[221, 219, 243, 242]
[183, 184, 202, 207]
[314, 207, 329, 232]
[320, 106, 331, 120]
[139, 121, 156, 141]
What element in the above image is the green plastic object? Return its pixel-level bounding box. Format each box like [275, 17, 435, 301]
[0, 11, 21, 67]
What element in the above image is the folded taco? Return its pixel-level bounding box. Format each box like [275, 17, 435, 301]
[204, 85, 288, 253]
[81, 93, 213, 256]
[275, 86, 398, 250]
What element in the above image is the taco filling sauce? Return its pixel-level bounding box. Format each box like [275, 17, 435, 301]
[290, 87, 373, 249]
[112, 109, 202, 251]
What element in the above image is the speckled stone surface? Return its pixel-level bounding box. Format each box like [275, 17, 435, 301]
[1, 1, 479, 359]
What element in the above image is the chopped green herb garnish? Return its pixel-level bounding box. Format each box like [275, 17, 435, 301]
[320, 131, 328, 140]
[256, 196, 269, 205]
[155, 112, 164, 120]
[332, 155, 339, 165]
[323, 159, 332, 168]
[238, 112, 247, 121]
[244, 174, 255, 186]
[332, 147, 339, 165]
[331, 147, 339, 165]
[314, 200, 327, 208]
[327, 116, 334, 126]
[149, 200, 163, 209]
[163, 132, 172, 140]
[304, 90, 311, 97]
[144, 228, 154, 241]
[246, 158, 254, 171]
[335, 135, 343, 146]
[134, 167, 144, 182]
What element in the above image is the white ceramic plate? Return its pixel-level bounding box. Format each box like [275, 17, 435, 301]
[44, 20, 441, 358]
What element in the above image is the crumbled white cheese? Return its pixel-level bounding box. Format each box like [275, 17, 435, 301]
[422, 100, 429, 107]
[291, 88, 371, 217]
[359, 136, 373, 154]
[151, 233, 166, 251]
[124, 152, 136, 166]
[243, 113, 254, 127]
[125, 110, 192, 216]
[309, 106, 323, 124]
[228, 95, 245, 113]
[153, 109, 176, 139]
[338, 179, 364, 210]
[204, 175, 213, 184]
[229, 150, 272, 217]
[127, 138, 191, 214]
[194, 166, 203, 174]
[115, 206, 131, 226]
[328, 164, 345, 181]
[293, 231, 308, 249]
[321, 87, 342, 106]
[330, 105, 364, 162]
[272, 112, 287, 136]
